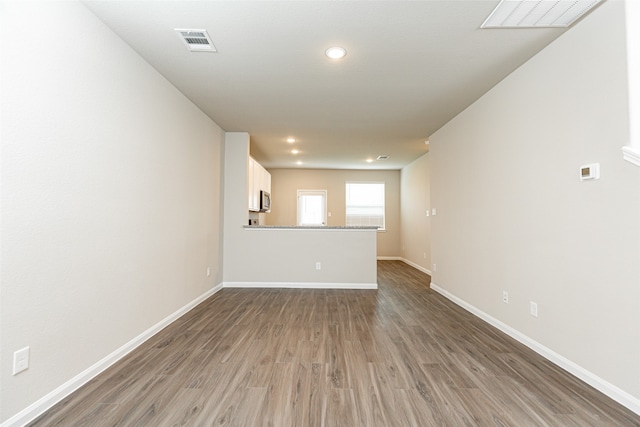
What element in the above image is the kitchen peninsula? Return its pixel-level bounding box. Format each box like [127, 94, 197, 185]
[238, 225, 378, 288]
[222, 133, 378, 289]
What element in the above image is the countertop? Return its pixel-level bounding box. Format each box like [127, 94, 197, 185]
[243, 225, 379, 230]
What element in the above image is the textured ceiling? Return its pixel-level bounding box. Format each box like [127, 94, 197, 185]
[83, 1, 577, 169]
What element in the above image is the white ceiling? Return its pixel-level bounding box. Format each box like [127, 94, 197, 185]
[83, 1, 577, 170]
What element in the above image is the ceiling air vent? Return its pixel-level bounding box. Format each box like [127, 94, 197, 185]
[481, 0, 602, 28]
[376, 155, 390, 161]
[175, 29, 216, 52]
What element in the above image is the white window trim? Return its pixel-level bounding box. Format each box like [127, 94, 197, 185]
[622, 146, 640, 167]
[623, 0, 640, 167]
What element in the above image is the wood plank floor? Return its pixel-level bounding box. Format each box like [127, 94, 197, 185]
[30, 261, 640, 426]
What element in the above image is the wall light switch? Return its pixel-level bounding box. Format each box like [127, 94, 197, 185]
[530, 301, 538, 317]
[13, 347, 29, 375]
[431, 208, 437, 216]
[426, 210, 430, 217]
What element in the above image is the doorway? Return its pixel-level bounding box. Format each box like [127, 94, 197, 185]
[297, 190, 327, 226]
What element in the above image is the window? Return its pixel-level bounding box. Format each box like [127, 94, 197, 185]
[345, 182, 385, 229]
[297, 190, 327, 226]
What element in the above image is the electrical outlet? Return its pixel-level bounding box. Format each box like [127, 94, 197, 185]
[530, 301, 538, 317]
[206, 267, 211, 277]
[433, 263, 437, 272]
[315, 262, 321, 270]
[423, 252, 427, 259]
[502, 291, 509, 304]
[13, 347, 29, 375]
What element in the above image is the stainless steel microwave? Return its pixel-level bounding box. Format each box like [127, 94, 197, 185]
[260, 190, 271, 212]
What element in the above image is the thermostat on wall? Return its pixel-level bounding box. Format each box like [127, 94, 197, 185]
[580, 163, 600, 181]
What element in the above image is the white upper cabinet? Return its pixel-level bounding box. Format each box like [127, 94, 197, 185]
[248, 157, 271, 212]
[248, 157, 257, 211]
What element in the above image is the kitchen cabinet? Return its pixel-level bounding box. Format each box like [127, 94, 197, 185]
[248, 157, 271, 212]
[248, 157, 260, 212]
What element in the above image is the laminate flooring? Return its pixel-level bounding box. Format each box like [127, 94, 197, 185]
[30, 261, 640, 426]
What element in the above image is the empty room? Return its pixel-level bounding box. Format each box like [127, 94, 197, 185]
[1, 0, 639, 426]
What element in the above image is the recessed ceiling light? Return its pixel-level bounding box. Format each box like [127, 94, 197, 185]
[291, 149, 299, 154]
[425, 140, 430, 145]
[366, 158, 374, 163]
[286, 137, 296, 143]
[296, 160, 303, 165]
[325, 46, 347, 59]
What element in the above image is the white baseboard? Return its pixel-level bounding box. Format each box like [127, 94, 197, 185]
[377, 256, 401, 261]
[399, 258, 432, 276]
[222, 281, 377, 289]
[1, 283, 224, 427]
[430, 282, 640, 416]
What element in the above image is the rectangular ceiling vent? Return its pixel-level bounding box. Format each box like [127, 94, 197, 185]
[175, 29, 216, 52]
[481, 0, 602, 28]
[376, 155, 390, 161]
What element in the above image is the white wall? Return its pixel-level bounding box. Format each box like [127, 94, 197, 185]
[430, 0, 640, 411]
[0, 1, 224, 422]
[400, 153, 431, 273]
[221, 132, 250, 283]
